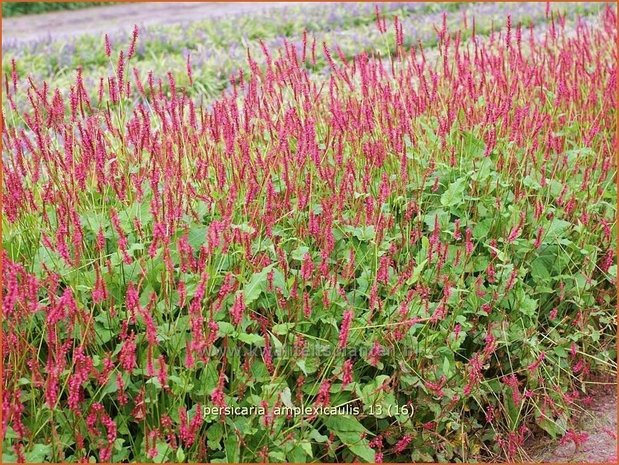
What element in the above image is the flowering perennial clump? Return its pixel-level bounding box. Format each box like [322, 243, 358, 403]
[2, 3, 616, 463]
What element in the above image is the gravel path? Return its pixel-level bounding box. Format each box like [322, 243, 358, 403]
[2, 2, 303, 44]
[528, 385, 617, 463]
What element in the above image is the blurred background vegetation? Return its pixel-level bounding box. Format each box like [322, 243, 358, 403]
[2, 1, 112, 17]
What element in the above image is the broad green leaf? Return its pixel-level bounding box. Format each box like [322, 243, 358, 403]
[243, 264, 275, 305]
[473, 218, 492, 240]
[530, 256, 551, 282]
[424, 210, 450, 230]
[237, 333, 265, 346]
[224, 434, 240, 462]
[535, 411, 567, 439]
[296, 359, 308, 375]
[408, 258, 428, 285]
[291, 245, 310, 261]
[349, 443, 376, 463]
[217, 321, 235, 336]
[299, 441, 313, 458]
[441, 178, 467, 207]
[272, 323, 294, 335]
[520, 295, 537, 317]
[269, 451, 286, 462]
[25, 444, 52, 463]
[546, 218, 572, 238]
[462, 131, 486, 159]
[309, 428, 329, 443]
[323, 416, 374, 462]
[207, 423, 224, 450]
[187, 225, 208, 251]
[346, 225, 376, 242]
[232, 223, 256, 234]
[280, 387, 294, 408]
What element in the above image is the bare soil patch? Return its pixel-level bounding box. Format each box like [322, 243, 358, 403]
[527, 383, 617, 463]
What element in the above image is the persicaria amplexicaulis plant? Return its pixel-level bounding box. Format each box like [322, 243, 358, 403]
[2, 3, 616, 463]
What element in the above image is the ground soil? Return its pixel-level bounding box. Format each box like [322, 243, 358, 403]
[526, 383, 617, 463]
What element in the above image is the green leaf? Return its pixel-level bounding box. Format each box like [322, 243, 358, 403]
[323, 414, 369, 436]
[523, 174, 542, 190]
[535, 411, 567, 439]
[271, 268, 288, 296]
[462, 131, 486, 159]
[187, 225, 208, 251]
[272, 323, 294, 335]
[530, 256, 551, 282]
[100, 377, 119, 396]
[224, 433, 241, 462]
[269, 451, 286, 462]
[217, 321, 235, 336]
[296, 359, 308, 375]
[520, 295, 537, 317]
[299, 441, 313, 458]
[408, 258, 428, 285]
[504, 392, 520, 429]
[359, 375, 396, 419]
[359, 375, 390, 407]
[291, 245, 310, 261]
[251, 361, 270, 381]
[237, 333, 265, 346]
[309, 428, 329, 443]
[442, 356, 454, 378]
[80, 211, 107, 234]
[441, 178, 467, 208]
[349, 442, 376, 463]
[546, 218, 572, 238]
[548, 180, 564, 198]
[193, 363, 219, 396]
[207, 423, 224, 450]
[323, 416, 374, 462]
[473, 219, 492, 240]
[243, 264, 275, 305]
[232, 223, 256, 234]
[347, 225, 376, 242]
[95, 323, 113, 344]
[424, 210, 450, 230]
[153, 442, 172, 463]
[487, 243, 508, 263]
[25, 444, 52, 463]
